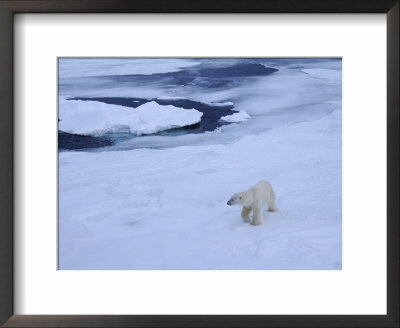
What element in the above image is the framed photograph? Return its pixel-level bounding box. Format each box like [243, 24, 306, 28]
[56, 56, 343, 271]
[0, 1, 398, 327]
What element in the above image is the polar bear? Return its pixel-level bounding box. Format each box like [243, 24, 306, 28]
[227, 180, 277, 225]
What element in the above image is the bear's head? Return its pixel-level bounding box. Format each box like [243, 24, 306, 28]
[227, 192, 247, 206]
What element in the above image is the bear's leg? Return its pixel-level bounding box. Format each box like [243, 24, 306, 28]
[241, 206, 251, 223]
[268, 190, 278, 212]
[251, 206, 263, 225]
[268, 200, 278, 212]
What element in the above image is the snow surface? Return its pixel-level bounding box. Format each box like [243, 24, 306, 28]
[58, 58, 342, 270]
[220, 111, 250, 123]
[301, 69, 341, 83]
[59, 99, 203, 136]
[59, 107, 341, 270]
[59, 58, 200, 78]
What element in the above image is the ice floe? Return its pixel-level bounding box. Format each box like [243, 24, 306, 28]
[59, 98, 203, 136]
[220, 111, 250, 123]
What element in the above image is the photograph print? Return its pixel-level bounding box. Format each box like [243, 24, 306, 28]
[58, 58, 342, 270]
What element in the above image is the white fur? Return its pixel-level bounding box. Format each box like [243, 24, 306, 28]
[227, 180, 278, 225]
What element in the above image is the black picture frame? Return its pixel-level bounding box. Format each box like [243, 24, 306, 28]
[0, 1, 398, 327]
